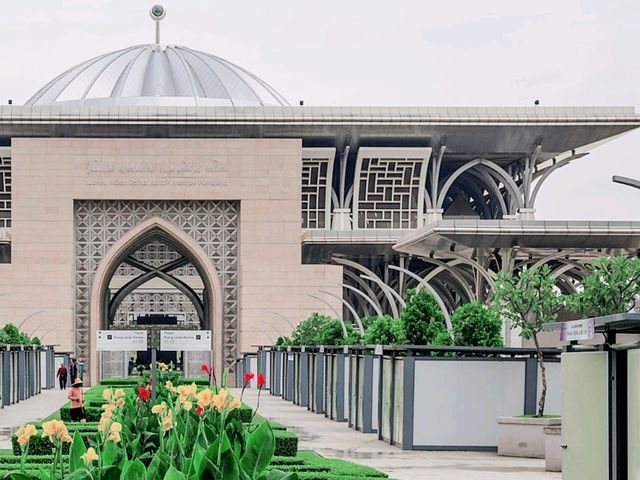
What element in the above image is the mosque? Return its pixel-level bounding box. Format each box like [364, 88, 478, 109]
[0, 5, 639, 384]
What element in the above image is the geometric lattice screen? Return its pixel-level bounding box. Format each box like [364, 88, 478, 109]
[353, 147, 431, 229]
[301, 147, 335, 229]
[74, 200, 239, 368]
[0, 154, 11, 229]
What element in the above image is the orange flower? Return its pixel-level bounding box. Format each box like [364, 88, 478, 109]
[41, 420, 72, 443]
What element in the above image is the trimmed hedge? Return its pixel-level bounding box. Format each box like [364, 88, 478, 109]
[274, 430, 298, 457]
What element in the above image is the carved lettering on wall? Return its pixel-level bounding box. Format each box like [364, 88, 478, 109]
[85, 158, 229, 186]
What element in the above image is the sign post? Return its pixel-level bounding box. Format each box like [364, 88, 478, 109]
[96, 330, 147, 381]
[160, 330, 212, 383]
[560, 319, 596, 343]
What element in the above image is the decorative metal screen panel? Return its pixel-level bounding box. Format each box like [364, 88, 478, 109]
[0, 156, 11, 228]
[74, 200, 239, 368]
[116, 241, 197, 277]
[301, 148, 335, 229]
[353, 148, 431, 229]
[112, 290, 202, 328]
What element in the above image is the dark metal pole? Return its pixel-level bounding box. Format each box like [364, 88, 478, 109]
[151, 347, 157, 404]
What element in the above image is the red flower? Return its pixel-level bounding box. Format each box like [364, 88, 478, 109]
[200, 364, 211, 375]
[243, 372, 255, 384]
[138, 386, 150, 401]
[257, 372, 266, 388]
[195, 405, 203, 415]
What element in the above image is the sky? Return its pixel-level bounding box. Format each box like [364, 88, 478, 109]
[0, 0, 638, 220]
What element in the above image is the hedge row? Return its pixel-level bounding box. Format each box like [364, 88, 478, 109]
[12, 427, 298, 457]
[99, 377, 209, 387]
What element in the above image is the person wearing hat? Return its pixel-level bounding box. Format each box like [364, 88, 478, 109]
[67, 378, 86, 422]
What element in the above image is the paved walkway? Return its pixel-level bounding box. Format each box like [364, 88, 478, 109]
[0, 388, 69, 449]
[237, 388, 561, 480]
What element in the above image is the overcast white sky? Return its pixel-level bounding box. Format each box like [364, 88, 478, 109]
[0, 0, 638, 220]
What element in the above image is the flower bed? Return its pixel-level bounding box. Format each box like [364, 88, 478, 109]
[2, 366, 386, 480]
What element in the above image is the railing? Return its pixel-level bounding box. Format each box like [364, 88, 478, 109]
[0, 344, 56, 408]
[246, 344, 562, 451]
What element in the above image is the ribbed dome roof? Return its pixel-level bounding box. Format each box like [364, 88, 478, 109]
[26, 44, 290, 107]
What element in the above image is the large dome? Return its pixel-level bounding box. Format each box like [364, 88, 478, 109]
[25, 44, 290, 107]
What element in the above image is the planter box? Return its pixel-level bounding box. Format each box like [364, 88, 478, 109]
[497, 416, 561, 458]
[543, 426, 562, 472]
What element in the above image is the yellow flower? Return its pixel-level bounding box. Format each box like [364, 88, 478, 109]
[228, 398, 241, 412]
[109, 422, 122, 433]
[211, 388, 229, 413]
[114, 388, 125, 399]
[151, 402, 166, 415]
[102, 389, 112, 401]
[106, 422, 122, 443]
[102, 403, 115, 413]
[162, 410, 173, 431]
[165, 380, 177, 393]
[81, 447, 99, 465]
[15, 424, 37, 446]
[116, 398, 125, 407]
[182, 401, 192, 412]
[98, 417, 109, 433]
[196, 389, 214, 409]
[41, 420, 71, 443]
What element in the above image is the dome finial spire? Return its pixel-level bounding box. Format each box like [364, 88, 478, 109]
[150, 5, 166, 45]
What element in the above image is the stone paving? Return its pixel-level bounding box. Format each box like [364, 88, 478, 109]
[237, 388, 562, 480]
[0, 388, 70, 449]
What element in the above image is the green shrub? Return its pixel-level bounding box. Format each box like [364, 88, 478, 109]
[274, 430, 298, 457]
[291, 313, 336, 345]
[60, 405, 103, 422]
[400, 289, 448, 345]
[320, 320, 362, 346]
[362, 315, 406, 345]
[0, 323, 40, 345]
[451, 302, 503, 347]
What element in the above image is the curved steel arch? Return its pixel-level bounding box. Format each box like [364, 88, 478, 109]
[343, 270, 385, 316]
[436, 158, 524, 211]
[340, 283, 384, 317]
[388, 265, 452, 331]
[332, 257, 400, 318]
[420, 259, 476, 302]
[306, 294, 347, 336]
[435, 252, 497, 287]
[360, 275, 404, 316]
[467, 170, 509, 218]
[319, 289, 364, 334]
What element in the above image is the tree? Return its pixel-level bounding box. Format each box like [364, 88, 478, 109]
[571, 256, 640, 317]
[0, 323, 37, 345]
[363, 315, 406, 345]
[320, 320, 362, 346]
[290, 313, 334, 345]
[289, 313, 361, 346]
[492, 265, 565, 417]
[400, 289, 449, 345]
[451, 302, 503, 347]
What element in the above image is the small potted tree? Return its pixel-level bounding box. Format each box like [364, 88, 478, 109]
[492, 264, 565, 458]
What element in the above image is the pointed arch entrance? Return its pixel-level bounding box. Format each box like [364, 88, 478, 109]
[88, 217, 224, 385]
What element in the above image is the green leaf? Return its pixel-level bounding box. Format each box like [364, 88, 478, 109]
[120, 459, 147, 480]
[103, 440, 118, 467]
[65, 469, 92, 480]
[147, 450, 170, 480]
[38, 468, 51, 480]
[100, 465, 122, 480]
[69, 430, 88, 473]
[5, 473, 35, 480]
[240, 421, 275, 477]
[265, 470, 299, 480]
[220, 448, 240, 480]
[163, 465, 186, 480]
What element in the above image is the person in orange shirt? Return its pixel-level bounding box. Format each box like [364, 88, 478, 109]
[67, 378, 86, 422]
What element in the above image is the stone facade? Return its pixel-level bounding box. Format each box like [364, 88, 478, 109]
[0, 138, 342, 381]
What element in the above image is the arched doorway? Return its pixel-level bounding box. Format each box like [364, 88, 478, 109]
[88, 217, 224, 385]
